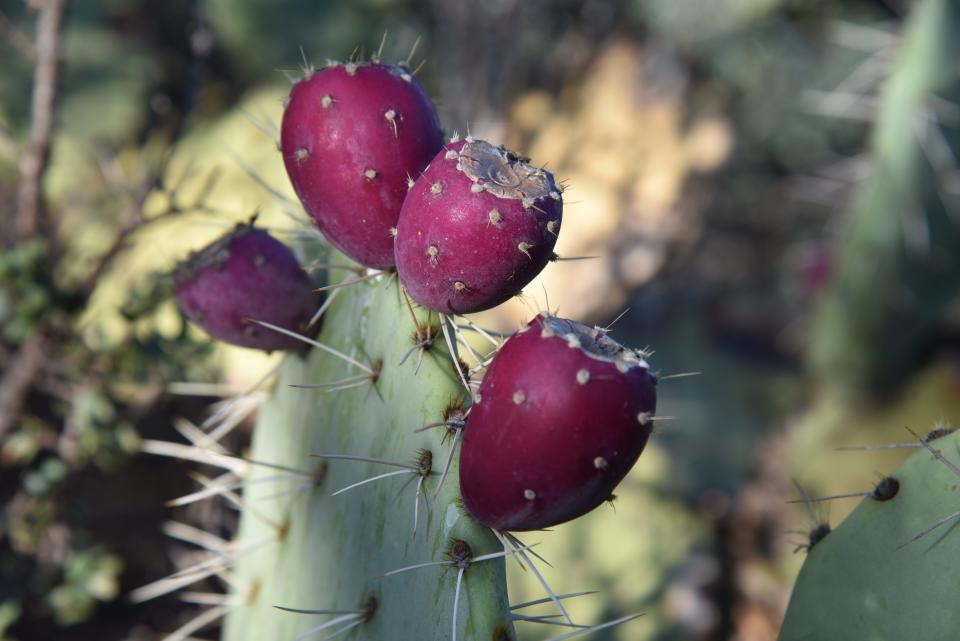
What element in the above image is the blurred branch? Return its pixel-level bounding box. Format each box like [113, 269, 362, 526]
[78, 158, 222, 300]
[0, 11, 36, 60]
[15, 0, 68, 243]
[0, 125, 18, 163]
[0, 334, 46, 439]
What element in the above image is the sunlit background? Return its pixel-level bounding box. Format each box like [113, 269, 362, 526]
[2, 0, 959, 640]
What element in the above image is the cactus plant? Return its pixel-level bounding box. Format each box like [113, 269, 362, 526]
[135, 41, 659, 640]
[807, 0, 960, 401]
[779, 426, 960, 640]
[217, 269, 517, 641]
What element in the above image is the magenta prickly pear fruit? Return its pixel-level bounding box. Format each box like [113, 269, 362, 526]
[173, 224, 316, 351]
[281, 61, 444, 269]
[394, 138, 562, 314]
[459, 313, 656, 531]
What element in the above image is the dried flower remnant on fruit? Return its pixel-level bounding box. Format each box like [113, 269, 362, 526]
[395, 139, 563, 313]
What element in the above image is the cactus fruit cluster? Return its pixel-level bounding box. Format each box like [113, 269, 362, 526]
[149, 48, 651, 641]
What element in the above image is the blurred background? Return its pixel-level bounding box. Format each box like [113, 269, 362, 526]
[1, 0, 959, 639]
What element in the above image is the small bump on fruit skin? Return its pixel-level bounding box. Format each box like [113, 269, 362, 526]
[281, 61, 444, 269]
[173, 224, 317, 351]
[459, 313, 656, 531]
[394, 139, 563, 314]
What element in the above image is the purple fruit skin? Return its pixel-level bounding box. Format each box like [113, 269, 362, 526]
[281, 62, 444, 269]
[174, 227, 316, 351]
[394, 139, 562, 314]
[459, 314, 656, 531]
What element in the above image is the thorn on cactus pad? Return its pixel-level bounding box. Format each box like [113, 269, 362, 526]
[786, 476, 900, 504]
[791, 480, 831, 554]
[496, 531, 572, 625]
[380, 539, 537, 641]
[536, 613, 645, 640]
[510, 590, 599, 611]
[246, 318, 374, 375]
[314, 451, 432, 530]
[273, 596, 376, 641]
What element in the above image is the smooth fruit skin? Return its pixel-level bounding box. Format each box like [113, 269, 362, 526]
[281, 62, 444, 269]
[174, 226, 316, 351]
[394, 139, 562, 314]
[459, 314, 656, 531]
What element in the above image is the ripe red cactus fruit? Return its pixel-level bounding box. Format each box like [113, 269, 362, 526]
[281, 61, 444, 269]
[394, 138, 562, 314]
[459, 313, 656, 531]
[173, 223, 317, 351]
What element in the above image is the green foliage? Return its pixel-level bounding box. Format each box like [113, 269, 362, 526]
[48, 547, 123, 625]
[0, 239, 54, 343]
[221, 271, 514, 641]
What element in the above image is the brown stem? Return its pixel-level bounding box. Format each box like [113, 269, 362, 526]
[0, 334, 46, 439]
[15, 0, 68, 242]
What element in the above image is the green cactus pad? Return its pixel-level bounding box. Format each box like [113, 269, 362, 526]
[808, 0, 960, 400]
[779, 428, 960, 641]
[221, 273, 515, 641]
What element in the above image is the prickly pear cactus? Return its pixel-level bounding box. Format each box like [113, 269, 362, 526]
[779, 427, 960, 640]
[220, 272, 515, 641]
[808, 0, 960, 400]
